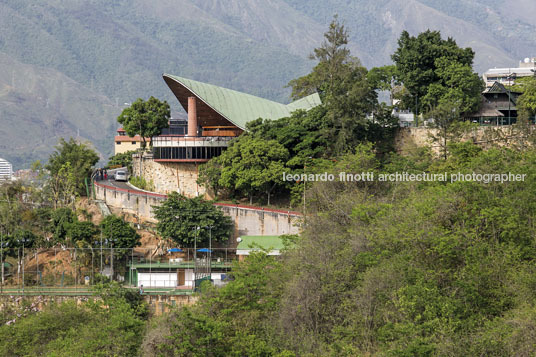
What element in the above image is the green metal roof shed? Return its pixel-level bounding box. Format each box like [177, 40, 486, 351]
[236, 235, 286, 256]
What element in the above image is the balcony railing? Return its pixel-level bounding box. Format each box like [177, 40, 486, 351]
[152, 136, 233, 148]
[202, 126, 242, 137]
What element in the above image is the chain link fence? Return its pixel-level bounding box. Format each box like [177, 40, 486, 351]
[0, 247, 237, 295]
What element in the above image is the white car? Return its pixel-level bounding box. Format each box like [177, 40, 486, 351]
[114, 170, 128, 182]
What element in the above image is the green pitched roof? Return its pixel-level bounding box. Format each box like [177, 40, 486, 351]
[163, 74, 321, 130]
[237, 235, 285, 251]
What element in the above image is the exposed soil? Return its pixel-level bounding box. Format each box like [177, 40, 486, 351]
[5, 199, 169, 286]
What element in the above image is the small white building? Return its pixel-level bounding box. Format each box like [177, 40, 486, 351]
[392, 109, 415, 127]
[127, 260, 231, 288]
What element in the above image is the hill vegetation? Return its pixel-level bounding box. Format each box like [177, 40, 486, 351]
[3, 7, 536, 356]
[145, 143, 536, 356]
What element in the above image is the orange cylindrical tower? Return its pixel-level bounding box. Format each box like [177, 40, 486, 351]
[188, 96, 198, 137]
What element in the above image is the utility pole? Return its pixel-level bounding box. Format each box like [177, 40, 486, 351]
[111, 240, 114, 281]
[194, 226, 198, 287]
[100, 230, 103, 273]
[1, 230, 4, 291]
[303, 157, 312, 223]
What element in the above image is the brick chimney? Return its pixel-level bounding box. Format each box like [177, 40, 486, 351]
[188, 96, 197, 137]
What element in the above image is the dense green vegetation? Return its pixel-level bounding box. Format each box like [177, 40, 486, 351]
[153, 192, 233, 247]
[45, 138, 99, 199]
[513, 77, 536, 121]
[0, 282, 147, 356]
[0, 137, 139, 271]
[148, 143, 536, 356]
[100, 215, 141, 259]
[106, 150, 136, 170]
[198, 18, 398, 206]
[129, 175, 155, 192]
[392, 30, 483, 116]
[117, 97, 171, 149]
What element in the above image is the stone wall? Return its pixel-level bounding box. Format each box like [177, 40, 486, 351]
[395, 126, 529, 156]
[0, 293, 197, 316]
[94, 181, 301, 241]
[132, 156, 208, 198]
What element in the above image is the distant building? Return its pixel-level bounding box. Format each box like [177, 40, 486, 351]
[392, 108, 415, 127]
[13, 169, 39, 182]
[483, 57, 536, 88]
[0, 158, 13, 181]
[114, 128, 150, 155]
[126, 259, 231, 288]
[466, 82, 522, 125]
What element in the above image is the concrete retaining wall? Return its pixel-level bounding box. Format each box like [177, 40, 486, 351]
[94, 181, 301, 241]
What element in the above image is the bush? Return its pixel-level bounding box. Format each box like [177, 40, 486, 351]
[129, 175, 154, 191]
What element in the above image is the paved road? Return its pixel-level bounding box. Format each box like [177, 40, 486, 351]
[101, 177, 131, 190]
[95, 167, 132, 191]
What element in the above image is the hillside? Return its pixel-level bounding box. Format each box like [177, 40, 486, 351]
[2, 0, 536, 168]
[0, 52, 120, 167]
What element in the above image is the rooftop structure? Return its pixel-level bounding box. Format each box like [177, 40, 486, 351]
[236, 235, 286, 259]
[162, 74, 321, 131]
[127, 259, 232, 288]
[467, 81, 523, 125]
[483, 58, 536, 88]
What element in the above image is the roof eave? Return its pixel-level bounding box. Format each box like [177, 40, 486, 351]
[163, 74, 247, 130]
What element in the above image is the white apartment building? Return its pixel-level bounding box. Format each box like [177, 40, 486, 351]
[0, 158, 13, 181]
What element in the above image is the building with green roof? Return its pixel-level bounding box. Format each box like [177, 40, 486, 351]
[136, 74, 320, 198]
[152, 74, 321, 163]
[163, 74, 321, 131]
[236, 235, 287, 260]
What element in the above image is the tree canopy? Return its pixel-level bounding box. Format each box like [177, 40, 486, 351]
[105, 150, 136, 170]
[0, 283, 146, 356]
[153, 193, 232, 247]
[117, 97, 170, 148]
[392, 30, 482, 115]
[287, 15, 354, 101]
[287, 16, 383, 154]
[100, 215, 141, 259]
[45, 138, 99, 197]
[216, 135, 289, 205]
[515, 76, 536, 121]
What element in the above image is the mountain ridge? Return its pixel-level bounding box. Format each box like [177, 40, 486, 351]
[2, 0, 535, 168]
